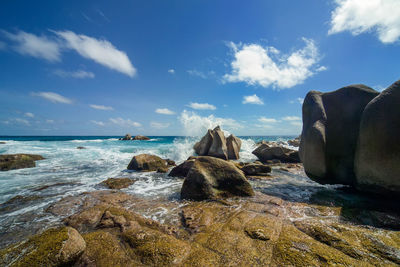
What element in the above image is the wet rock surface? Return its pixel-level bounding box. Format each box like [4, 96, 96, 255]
[127, 154, 168, 171]
[101, 178, 136, 189]
[3, 188, 400, 266]
[253, 144, 300, 163]
[133, 135, 150, 140]
[0, 154, 44, 171]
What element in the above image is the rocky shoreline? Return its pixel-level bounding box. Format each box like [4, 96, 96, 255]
[1, 81, 400, 266]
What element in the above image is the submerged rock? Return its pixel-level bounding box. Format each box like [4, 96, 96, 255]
[241, 163, 272, 176]
[299, 84, 379, 186]
[0, 142, 6, 144]
[0, 154, 44, 171]
[101, 178, 136, 189]
[127, 154, 168, 171]
[133, 135, 150, 140]
[252, 144, 300, 163]
[355, 80, 400, 197]
[193, 126, 242, 160]
[0, 226, 86, 266]
[76, 146, 86, 149]
[181, 156, 254, 200]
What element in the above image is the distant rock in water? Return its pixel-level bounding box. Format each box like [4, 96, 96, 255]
[252, 144, 300, 163]
[76, 146, 86, 149]
[181, 156, 254, 200]
[299, 84, 379, 186]
[288, 136, 301, 147]
[0, 141, 6, 144]
[133, 135, 150, 140]
[127, 154, 168, 172]
[355, 80, 400, 197]
[0, 154, 44, 171]
[120, 134, 132, 140]
[193, 126, 242, 160]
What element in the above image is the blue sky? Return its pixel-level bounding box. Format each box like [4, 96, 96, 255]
[0, 0, 399, 136]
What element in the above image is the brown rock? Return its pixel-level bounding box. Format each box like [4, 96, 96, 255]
[168, 159, 196, 178]
[101, 178, 135, 189]
[226, 134, 242, 160]
[0, 154, 44, 171]
[181, 156, 254, 200]
[241, 163, 272, 176]
[133, 135, 150, 140]
[127, 154, 167, 171]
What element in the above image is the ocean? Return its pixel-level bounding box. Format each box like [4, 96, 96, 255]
[0, 135, 333, 248]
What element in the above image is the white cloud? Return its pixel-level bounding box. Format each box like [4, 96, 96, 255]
[242, 94, 264, 105]
[90, 104, 113, 111]
[54, 69, 95, 79]
[290, 97, 304, 104]
[179, 110, 242, 136]
[168, 69, 175, 74]
[258, 117, 278, 123]
[150, 122, 170, 129]
[46, 119, 54, 124]
[187, 102, 216, 110]
[155, 108, 175, 115]
[24, 112, 34, 118]
[15, 118, 30, 125]
[224, 38, 323, 89]
[33, 92, 73, 104]
[2, 30, 60, 62]
[187, 70, 215, 79]
[53, 30, 136, 77]
[0, 41, 6, 50]
[282, 116, 301, 121]
[290, 121, 303, 127]
[109, 117, 141, 127]
[91, 120, 105, 126]
[329, 0, 400, 43]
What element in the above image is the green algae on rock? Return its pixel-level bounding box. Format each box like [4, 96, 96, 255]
[0, 226, 85, 267]
[0, 154, 44, 171]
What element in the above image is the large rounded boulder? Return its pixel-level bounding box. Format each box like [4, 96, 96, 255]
[299, 85, 379, 185]
[355, 80, 400, 196]
[181, 156, 254, 200]
[253, 144, 299, 163]
[127, 154, 168, 171]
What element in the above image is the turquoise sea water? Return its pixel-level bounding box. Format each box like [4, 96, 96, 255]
[2, 135, 327, 247]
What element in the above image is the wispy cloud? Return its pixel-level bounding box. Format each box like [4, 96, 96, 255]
[15, 118, 30, 125]
[187, 69, 215, 79]
[329, 0, 400, 44]
[2, 30, 60, 62]
[155, 108, 175, 115]
[24, 112, 34, 118]
[46, 119, 54, 124]
[53, 30, 136, 77]
[91, 120, 105, 126]
[90, 104, 113, 111]
[224, 38, 324, 89]
[54, 69, 95, 79]
[290, 121, 302, 127]
[150, 122, 170, 129]
[32, 92, 73, 104]
[258, 117, 278, 123]
[0, 41, 6, 50]
[282, 116, 301, 121]
[290, 97, 304, 104]
[168, 69, 175, 74]
[187, 102, 216, 110]
[96, 9, 110, 22]
[242, 94, 264, 105]
[109, 117, 141, 127]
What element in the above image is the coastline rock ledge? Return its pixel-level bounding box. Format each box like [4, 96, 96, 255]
[193, 126, 242, 160]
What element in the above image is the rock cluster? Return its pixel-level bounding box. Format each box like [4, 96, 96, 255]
[300, 80, 400, 196]
[119, 134, 150, 140]
[3, 190, 400, 266]
[193, 126, 242, 160]
[0, 154, 44, 171]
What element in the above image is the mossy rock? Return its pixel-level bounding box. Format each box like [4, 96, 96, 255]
[0, 154, 44, 171]
[101, 178, 136, 189]
[0, 226, 85, 267]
